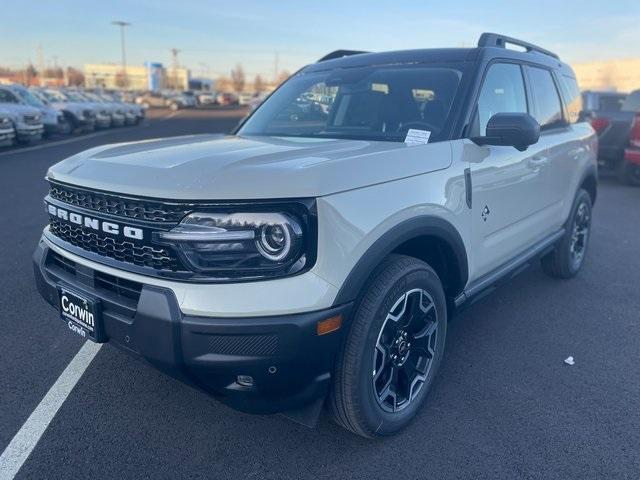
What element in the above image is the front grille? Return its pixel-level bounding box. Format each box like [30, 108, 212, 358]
[45, 251, 141, 320]
[94, 270, 142, 302]
[50, 218, 180, 271]
[24, 115, 40, 125]
[48, 182, 193, 223]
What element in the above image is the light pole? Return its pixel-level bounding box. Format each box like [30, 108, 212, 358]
[111, 21, 130, 89]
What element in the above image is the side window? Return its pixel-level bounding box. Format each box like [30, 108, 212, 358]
[475, 63, 527, 136]
[527, 67, 564, 130]
[0, 90, 18, 103]
[559, 75, 584, 124]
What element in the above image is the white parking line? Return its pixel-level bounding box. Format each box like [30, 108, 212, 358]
[0, 341, 102, 480]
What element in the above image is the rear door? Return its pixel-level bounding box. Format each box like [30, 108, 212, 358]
[524, 66, 580, 230]
[468, 62, 550, 279]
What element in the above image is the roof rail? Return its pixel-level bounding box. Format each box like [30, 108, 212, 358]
[478, 32, 559, 60]
[317, 50, 369, 62]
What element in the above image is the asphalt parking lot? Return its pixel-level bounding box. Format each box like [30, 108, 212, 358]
[1, 108, 639, 480]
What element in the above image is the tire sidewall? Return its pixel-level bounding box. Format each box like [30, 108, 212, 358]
[564, 190, 593, 275]
[354, 263, 447, 436]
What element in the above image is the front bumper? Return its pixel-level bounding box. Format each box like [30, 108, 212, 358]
[16, 124, 44, 141]
[95, 115, 111, 129]
[0, 128, 15, 146]
[124, 112, 138, 125]
[111, 114, 126, 127]
[33, 239, 351, 414]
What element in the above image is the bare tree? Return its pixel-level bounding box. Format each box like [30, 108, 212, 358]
[115, 71, 128, 88]
[43, 67, 64, 79]
[67, 67, 85, 87]
[24, 64, 38, 85]
[216, 76, 232, 92]
[253, 74, 265, 94]
[231, 64, 245, 93]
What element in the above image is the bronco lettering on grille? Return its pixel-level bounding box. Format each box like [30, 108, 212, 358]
[47, 204, 144, 240]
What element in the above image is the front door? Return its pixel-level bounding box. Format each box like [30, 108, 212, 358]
[468, 62, 550, 279]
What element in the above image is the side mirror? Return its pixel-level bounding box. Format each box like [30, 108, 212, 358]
[472, 113, 540, 152]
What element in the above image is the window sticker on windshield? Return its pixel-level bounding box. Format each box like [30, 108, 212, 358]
[404, 129, 431, 145]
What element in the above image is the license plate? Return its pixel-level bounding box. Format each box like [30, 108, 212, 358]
[58, 287, 104, 342]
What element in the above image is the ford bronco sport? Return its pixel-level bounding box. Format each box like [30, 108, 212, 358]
[34, 33, 597, 438]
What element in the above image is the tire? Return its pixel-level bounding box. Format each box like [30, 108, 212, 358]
[328, 254, 447, 438]
[541, 189, 592, 279]
[618, 161, 640, 186]
[58, 116, 72, 136]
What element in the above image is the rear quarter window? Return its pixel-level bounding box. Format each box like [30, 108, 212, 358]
[527, 66, 565, 130]
[559, 75, 584, 124]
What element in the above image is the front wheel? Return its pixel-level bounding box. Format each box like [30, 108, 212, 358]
[328, 255, 447, 438]
[541, 189, 592, 279]
[58, 117, 72, 135]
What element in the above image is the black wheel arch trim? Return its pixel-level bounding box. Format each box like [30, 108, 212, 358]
[577, 163, 598, 206]
[333, 216, 469, 306]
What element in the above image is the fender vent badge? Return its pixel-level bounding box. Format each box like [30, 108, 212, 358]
[481, 205, 491, 222]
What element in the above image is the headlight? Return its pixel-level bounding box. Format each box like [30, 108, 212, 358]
[154, 208, 315, 280]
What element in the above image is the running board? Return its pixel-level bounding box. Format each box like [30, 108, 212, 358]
[454, 229, 565, 309]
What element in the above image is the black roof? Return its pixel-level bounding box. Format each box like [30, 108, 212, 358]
[307, 33, 573, 76]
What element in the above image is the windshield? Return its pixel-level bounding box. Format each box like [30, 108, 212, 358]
[239, 65, 462, 142]
[65, 91, 89, 103]
[44, 90, 71, 102]
[15, 88, 44, 108]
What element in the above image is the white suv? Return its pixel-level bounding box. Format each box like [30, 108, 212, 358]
[34, 33, 597, 438]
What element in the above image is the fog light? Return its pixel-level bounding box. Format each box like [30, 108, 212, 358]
[236, 375, 254, 387]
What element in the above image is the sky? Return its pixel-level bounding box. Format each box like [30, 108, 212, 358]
[1, 0, 639, 80]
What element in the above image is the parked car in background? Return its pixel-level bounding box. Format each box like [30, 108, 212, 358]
[2, 84, 67, 136]
[238, 92, 254, 105]
[135, 91, 189, 110]
[100, 92, 144, 125]
[0, 108, 16, 147]
[81, 91, 127, 127]
[181, 91, 198, 107]
[195, 91, 217, 105]
[216, 92, 238, 105]
[0, 88, 44, 143]
[583, 90, 640, 185]
[36, 89, 97, 132]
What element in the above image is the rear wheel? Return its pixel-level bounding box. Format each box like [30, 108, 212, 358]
[328, 255, 447, 438]
[541, 189, 592, 279]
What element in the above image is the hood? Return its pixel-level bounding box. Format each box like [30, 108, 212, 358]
[47, 134, 452, 200]
[0, 103, 41, 118]
[50, 101, 85, 114]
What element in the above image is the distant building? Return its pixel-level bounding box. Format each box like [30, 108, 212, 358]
[84, 63, 191, 91]
[573, 58, 640, 93]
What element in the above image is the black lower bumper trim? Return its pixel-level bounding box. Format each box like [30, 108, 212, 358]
[33, 240, 351, 414]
